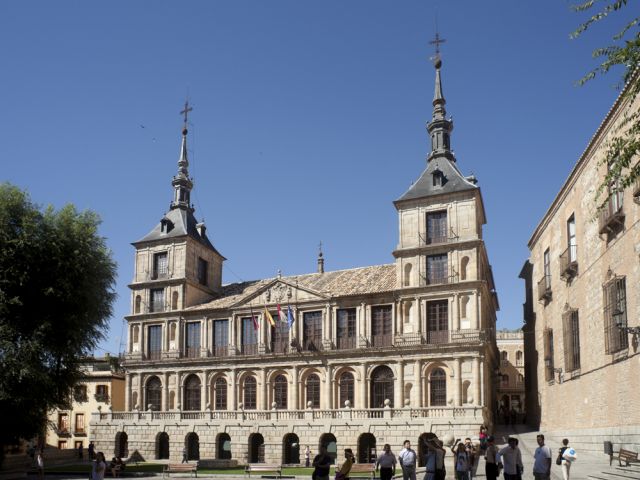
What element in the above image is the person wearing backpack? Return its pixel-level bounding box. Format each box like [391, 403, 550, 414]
[557, 439, 572, 480]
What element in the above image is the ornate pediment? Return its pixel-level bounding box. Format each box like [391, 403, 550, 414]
[232, 278, 328, 308]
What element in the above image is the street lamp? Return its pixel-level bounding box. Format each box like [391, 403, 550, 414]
[613, 308, 640, 335]
[544, 357, 563, 383]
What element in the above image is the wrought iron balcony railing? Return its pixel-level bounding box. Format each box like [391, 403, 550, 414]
[559, 245, 578, 280]
[537, 275, 552, 301]
[598, 192, 625, 234]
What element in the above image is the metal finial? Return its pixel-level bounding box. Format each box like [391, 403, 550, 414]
[180, 100, 193, 131]
[277, 269, 282, 279]
[318, 241, 323, 258]
[429, 31, 446, 68]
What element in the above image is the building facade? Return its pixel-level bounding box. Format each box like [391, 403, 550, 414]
[495, 330, 524, 423]
[522, 76, 640, 452]
[46, 357, 124, 450]
[92, 56, 499, 465]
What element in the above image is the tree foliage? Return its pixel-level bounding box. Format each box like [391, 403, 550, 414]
[0, 183, 116, 450]
[571, 0, 640, 204]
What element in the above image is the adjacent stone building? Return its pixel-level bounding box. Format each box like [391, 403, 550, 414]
[92, 54, 499, 465]
[495, 330, 524, 423]
[46, 357, 124, 450]
[522, 74, 640, 452]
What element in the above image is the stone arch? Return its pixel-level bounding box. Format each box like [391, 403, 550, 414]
[404, 263, 412, 287]
[427, 367, 447, 407]
[212, 376, 228, 411]
[462, 380, 471, 404]
[283, 433, 300, 465]
[248, 433, 265, 463]
[134, 296, 141, 314]
[460, 256, 469, 281]
[273, 374, 288, 409]
[305, 374, 321, 408]
[370, 365, 394, 408]
[216, 433, 231, 460]
[319, 433, 337, 465]
[240, 374, 257, 410]
[338, 371, 355, 408]
[114, 432, 128, 459]
[172, 291, 179, 310]
[357, 433, 376, 464]
[156, 432, 169, 460]
[183, 374, 201, 411]
[460, 295, 469, 319]
[185, 432, 199, 461]
[145, 375, 162, 411]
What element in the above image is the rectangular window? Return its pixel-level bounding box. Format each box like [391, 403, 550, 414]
[426, 211, 448, 244]
[241, 317, 258, 355]
[95, 385, 109, 402]
[543, 249, 551, 289]
[336, 308, 356, 350]
[147, 325, 162, 360]
[604, 277, 629, 354]
[197, 257, 208, 286]
[153, 252, 168, 279]
[74, 414, 85, 433]
[58, 413, 69, 432]
[371, 305, 393, 347]
[544, 329, 554, 381]
[73, 385, 87, 402]
[150, 288, 164, 313]
[303, 311, 322, 351]
[185, 322, 201, 358]
[212, 320, 229, 357]
[567, 215, 577, 262]
[426, 254, 448, 284]
[562, 310, 581, 372]
[271, 321, 289, 354]
[58, 441, 67, 450]
[74, 441, 83, 450]
[426, 300, 448, 344]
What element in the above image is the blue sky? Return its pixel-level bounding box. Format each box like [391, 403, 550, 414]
[0, 1, 626, 355]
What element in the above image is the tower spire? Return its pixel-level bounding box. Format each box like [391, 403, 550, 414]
[171, 100, 194, 212]
[317, 241, 325, 274]
[427, 32, 455, 163]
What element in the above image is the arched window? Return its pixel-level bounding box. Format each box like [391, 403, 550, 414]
[172, 291, 179, 310]
[404, 263, 412, 287]
[145, 376, 162, 411]
[134, 296, 141, 314]
[244, 377, 257, 410]
[516, 351, 523, 366]
[306, 374, 320, 408]
[429, 368, 446, 406]
[502, 375, 509, 388]
[214, 378, 227, 410]
[156, 432, 169, 460]
[273, 375, 288, 409]
[184, 375, 201, 411]
[248, 433, 265, 463]
[338, 372, 354, 408]
[115, 432, 128, 458]
[501, 351, 508, 362]
[186, 432, 199, 460]
[216, 433, 231, 460]
[283, 433, 300, 464]
[370, 365, 394, 408]
[460, 256, 469, 281]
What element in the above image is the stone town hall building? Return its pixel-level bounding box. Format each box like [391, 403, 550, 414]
[92, 56, 499, 465]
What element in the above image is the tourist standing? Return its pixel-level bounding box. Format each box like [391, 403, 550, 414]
[92, 452, 106, 480]
[435, 440, 446, 480]
[452, 442, 470, 480]
[36, 450, 44, 480]
[479, 426, 488, 453]
[484, 436, 499, 480]
[497, 437, 523, 480]
[335, 449, 355, 480]
[88, 442, 95, 461]
[558, 438, 572, 480]
[376, 444, 396, 480]
[77, 444, 83, 460]
[312, 444, 332, 480]
[305, 446, 311, 467]
[182, 447, 188, 463]
[398, 440, 417, 480]
[422, 439, 438, 480]
[533, 434, 552, 480]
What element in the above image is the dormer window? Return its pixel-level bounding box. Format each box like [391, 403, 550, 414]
[160, 216, 174, 234]
[432, 168, 445, 187]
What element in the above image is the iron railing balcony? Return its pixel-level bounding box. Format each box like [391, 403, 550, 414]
[559, 245, 578, 280]
[147, 350, 162, 361]
[184, 347, 200, 359]
[419, 227, 459, 246]
[270, 341, 288, 354]
[302, 338, 323, 352]
[212, 345, 228, 357]
[336, 336, 356, 350]
[421, 271, 459, 286]
[371, 334, 393, 348]
[241, 343, 258, 355]
[537, 275, 552, 301]
[425, 330, 449, 345]
[598, 192, 625, 234]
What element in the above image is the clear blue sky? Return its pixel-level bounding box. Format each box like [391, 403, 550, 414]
[0, 1, 626, 355]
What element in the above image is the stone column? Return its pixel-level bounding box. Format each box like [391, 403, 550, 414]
[395, 361, 404, 408]
[163, 372, 169, 411]
[260, 369, 267, 410]
[360, 363, 368, 409]
[137, 373, 144, 410]
[414, 360, 422, 407]
[452, 294, 460, 331]
[480, 359, 485, 407]
[324, 364, 333, 409]
[177, 371, 183, 410]
[415, 297, 422, 335]
[291, 366, 299, 410]
[453, 359, 461, 406]
[125, 373, 131, 411]
[229, 317, 236, 354]
[229, 369, 237, 410]
[473, 357, 481, 406]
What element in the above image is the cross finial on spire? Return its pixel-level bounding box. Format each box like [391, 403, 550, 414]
[180, 100, 193, 130]
[318, 241, 323, 258]
[429, 32, 446, 56]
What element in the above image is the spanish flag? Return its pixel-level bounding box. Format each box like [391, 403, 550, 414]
[264, 307, 276, 327]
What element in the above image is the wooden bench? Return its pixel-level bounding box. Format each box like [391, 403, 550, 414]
[617, 448, 640, 467]
[334, 463, 375, 479]
[245, 463, 282, 478]
[163, 463, 198, 478]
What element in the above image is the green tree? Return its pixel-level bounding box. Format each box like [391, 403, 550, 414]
[571, 0, 640, 204]
[0, 184, 116, 458]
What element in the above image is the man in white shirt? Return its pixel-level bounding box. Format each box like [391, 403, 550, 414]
[398, 440, 417, 480]
[533, 434, 552, 480]
[497, 437, 523, 480]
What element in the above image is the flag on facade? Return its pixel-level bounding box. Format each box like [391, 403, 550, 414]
[277, 304, 287, 323]
[249, 305, 259, 330]
[287, 305, 294, 330]
[264, 307, 276, 327]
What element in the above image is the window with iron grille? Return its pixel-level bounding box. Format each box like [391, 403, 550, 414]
[603, 276, 628, 354]
[306, 374, 320, 408]
[371, 305, 392, 347]
[426, 211, 447, 244]
[426, 300, 448, 344]
[336, 309, 356, 349]
[146, 376, 162, 411]
[95, 384, 109, 402]
[150, 288, 165, 313]
[371, 366, 394, 408]
[429, 369, 446, 406]
[516, 351, 523, 366]
[339, 372, 354, 408]
[58, 413, 69, 432]
[212, 320, 228, 357]
[185, 322, 201, 358]
[426, 254, 448, 284]
[567, 216, 577, 262]
[543, 248, 551, 290]
[153, 252, 168, 279]
[273, 375, 288, 409]
[303, 311, 322, 351]
[244, 377, 257, 409]
[271, 321, 289, 354]
[74, 414, 85, 433]
[544, 329, 554, 381]
[214, 378, 227, 410]
[241, 317, 258, 355]
[184, 375, 201, 411]
[197, 257, 208, 286]
[562, 310, 581, 371]
[147, 325, 162, 360]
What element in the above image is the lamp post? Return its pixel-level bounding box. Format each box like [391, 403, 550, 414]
[613, 308, 640, 335]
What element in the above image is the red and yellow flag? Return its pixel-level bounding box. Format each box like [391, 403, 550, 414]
[264, 307, 276, 327]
